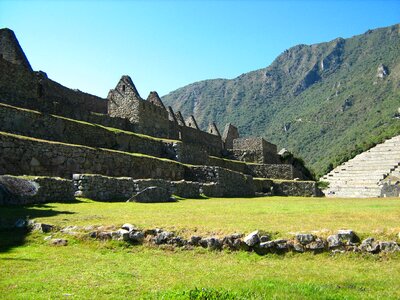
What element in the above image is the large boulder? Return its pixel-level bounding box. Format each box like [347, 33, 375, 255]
[127, 187, 174, 203]
[0, 175, 39, 205]
[244, 230, 260, 247]
[0, 175, 74, 205]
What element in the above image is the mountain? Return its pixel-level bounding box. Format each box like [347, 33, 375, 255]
[162, 24, 400, 177]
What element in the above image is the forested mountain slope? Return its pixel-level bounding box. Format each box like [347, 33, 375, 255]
[162, 24, 400, 177]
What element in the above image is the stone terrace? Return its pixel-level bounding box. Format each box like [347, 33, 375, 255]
[0, 28, 319, 204]
[322, 135, 400, 198]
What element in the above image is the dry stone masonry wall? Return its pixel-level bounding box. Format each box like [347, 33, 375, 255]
[0, 175, 74, 205]
[0, 28, 320, 203]
[74, 174, 201, 201]
[0, 132, 186, 180]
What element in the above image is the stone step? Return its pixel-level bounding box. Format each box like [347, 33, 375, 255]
[322, 134, 400, 198]
[327, 180, 381, 186]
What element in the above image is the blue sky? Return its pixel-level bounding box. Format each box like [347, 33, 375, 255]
[1, 0, 399, 98]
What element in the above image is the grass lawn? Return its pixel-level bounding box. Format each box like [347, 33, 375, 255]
[1, 196, 400, 299]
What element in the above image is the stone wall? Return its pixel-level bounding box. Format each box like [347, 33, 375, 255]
[173, 122, 223, 157]
[138, 99, 170, 138]
[0, 28, 32, 71]
[0, 103, 212, 165]
[107, 76, 171, 138]
[0, 132, 186, 180]
[0, 59, 38, 105]
[0, 175, 74, 205]
[0, 58, 107, 120]
[253, 178, 273, 194]
[222, 123, 239, 149]
[208, 156, 249, 174]
[232, 137, 279, 164]
[73, 174, 200, 201]
[247, 164, 295, 180]
[272, 180, 318, 197]
[185, 166, 255, 197]
[0, 103, 165, 156]
[380, 182, 400, 197]
[172, 142, 209, 165]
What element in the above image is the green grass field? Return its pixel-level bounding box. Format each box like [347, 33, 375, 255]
[1, 196, 400, 299]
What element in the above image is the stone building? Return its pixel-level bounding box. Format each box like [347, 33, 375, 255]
[0, 28, 319, 205]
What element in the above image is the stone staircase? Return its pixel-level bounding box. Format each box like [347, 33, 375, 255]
[321, 135, 400, 198]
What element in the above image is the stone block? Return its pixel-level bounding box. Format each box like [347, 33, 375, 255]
[127, 186, 174, 203]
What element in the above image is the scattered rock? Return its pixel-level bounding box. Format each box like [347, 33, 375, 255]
[337, 230, 358, 243]
[274, 239, 289, 251]
[359, 237, 380, 253]
[97, 232, 112, 240]
[260, 235, 271, 243]
[32, 223, 54, 233]
[144, 228, 158, 236]
[258, 241, 276, 255]
[51, 238, 68, 246]
[379, 241, 400, 253]
[121, 223, 136, 232]
[189, 235, 202, 246]
[292, 242, 305, 253]
[169, 236, 186, 247]
[205, 237, 221, 250]
[199, 238, 209, 248]
[88, 231, 97, 238]
[14, 218, 28, 228]
[61, 225, 80, 235]
[30, 222, 400, 256]
[327, 234, 342, 248]
[296, 233, 315, 245]
[244, 230, 260, 247]
[84, 225, 95, 231]
[153, 231, 174, 245]
[233, 239, 249, 251]
[129, 231, 144, 243]
[111, 229, 129, 241]
[307, 238, 326, 251]
[225, 233, 243, 240]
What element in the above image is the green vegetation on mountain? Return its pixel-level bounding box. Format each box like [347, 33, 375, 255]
[162, 24, 400, 177]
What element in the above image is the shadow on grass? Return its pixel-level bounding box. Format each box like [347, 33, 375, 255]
[0, 204, 76, 253]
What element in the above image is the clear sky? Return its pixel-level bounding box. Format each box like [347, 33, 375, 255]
[1, 0, 399, 98]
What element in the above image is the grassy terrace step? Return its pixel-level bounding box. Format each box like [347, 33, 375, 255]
[0, 131, 186, 180]
[0, 102, 178, 159]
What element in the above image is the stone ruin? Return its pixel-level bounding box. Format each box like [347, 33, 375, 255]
[0, 28, 320, 205]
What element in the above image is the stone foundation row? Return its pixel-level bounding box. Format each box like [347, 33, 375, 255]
[27, 221, 400, 255]
[0, 173, 320, 205]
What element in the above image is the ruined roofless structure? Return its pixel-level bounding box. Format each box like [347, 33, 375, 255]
[0, 28, 319, 205]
